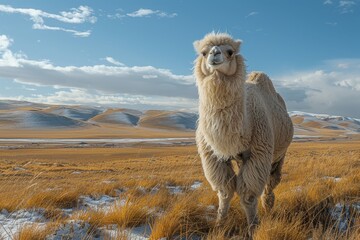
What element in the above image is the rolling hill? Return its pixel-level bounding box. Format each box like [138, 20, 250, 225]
[0, 100, 359, 140]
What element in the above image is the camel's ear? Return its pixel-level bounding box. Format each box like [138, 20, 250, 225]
[193, 40, 202, 54]
[234, 39, 242, 53]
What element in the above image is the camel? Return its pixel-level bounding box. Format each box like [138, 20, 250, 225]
[193, 32, 293, 236]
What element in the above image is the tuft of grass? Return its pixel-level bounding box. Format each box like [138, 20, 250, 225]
[253, 215, 307, 240]
[25, 190, 80, 209]
[15, 224, 51, 240]
[150, 192, 211, 239]
[102, 198, 151, 228]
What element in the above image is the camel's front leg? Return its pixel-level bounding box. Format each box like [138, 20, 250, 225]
[201, 154, 236, 224]
[202, 157, 236, 225]
[197, 137, 236, 224]
[236, 148, 272, 237]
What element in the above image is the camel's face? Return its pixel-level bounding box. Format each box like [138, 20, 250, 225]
[201, 44, 237, 75]
[194, 33, 241, 77]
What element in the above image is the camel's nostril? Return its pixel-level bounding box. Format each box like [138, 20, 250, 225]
[214, 51, 221, 56]
[210, 46, 221, 56]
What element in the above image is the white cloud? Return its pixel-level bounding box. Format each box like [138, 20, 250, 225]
[2, 34, 359, 116]
[142, 75, 158, 79]
[324, 0, 333, 4]
[0, 5, 96, 37]
[275, 59, 360, 118]
[105, 57, 125, 66]
[245, 11, 259, 18]
[0, 35, 196, 102]
[339, 0, 357, 13]
[3, 89, 198, 110]
[0, 35, 12, 51]
[325, 22, 338, 26]
[339, 0, 356, 7]
[324, 0, 358, 13]
[126, 8, 177, 18]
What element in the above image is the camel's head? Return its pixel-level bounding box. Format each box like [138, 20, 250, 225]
[193, 32, 242, 76]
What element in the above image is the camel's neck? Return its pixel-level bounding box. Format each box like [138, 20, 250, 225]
[196, 56, 251, 157]
[198, 75, 245, 110]
[198, 56, 247, 118]
[198, 73, 247, 132]
[199, 58, 249, 132]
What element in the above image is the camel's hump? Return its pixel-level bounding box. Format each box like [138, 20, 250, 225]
[247, 72, 287, 109]
[247, 72, 276, 94]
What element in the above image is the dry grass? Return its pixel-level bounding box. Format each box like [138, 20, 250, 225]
[150, 192, 211, 239]
[0, 141, 360, 239]
[15, 226, 49, 240]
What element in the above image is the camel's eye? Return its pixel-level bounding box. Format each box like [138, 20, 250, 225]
[201, 52, 206, 57]
[227, 50, 234, 56]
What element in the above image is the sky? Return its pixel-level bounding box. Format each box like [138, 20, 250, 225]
[0, 0, 360, 117]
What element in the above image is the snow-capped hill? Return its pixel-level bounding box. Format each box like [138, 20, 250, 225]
[289, 111, 360, 135]
[90, 109, 142, 126]
[0, 110, 87, 129]
[289, 111, 360, 123]
[0, 100, 359, 140]
[47, 106, 103, 121]
[0, 100, 47, 110]
[139, 110, 198, 130]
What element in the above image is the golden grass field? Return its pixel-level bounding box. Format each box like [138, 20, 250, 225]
[0, 140, 359, 239]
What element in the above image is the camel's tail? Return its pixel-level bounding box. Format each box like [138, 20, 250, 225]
[247, 72, 287, 109]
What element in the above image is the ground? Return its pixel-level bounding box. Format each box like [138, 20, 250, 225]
[0, 140, 359, 239]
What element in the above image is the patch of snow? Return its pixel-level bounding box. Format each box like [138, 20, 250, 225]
[329, 203, 359, 232]
[61, 208, 74, 217]
[78, 195, 125, 212]
[323, 176, 342, 182]
[71, 171, 82, 175]
[0, 138, 195, 144]
[104, 224, 151, 240]
[47, 220, 102, 240]
[0, 208, 46, 240]
[12, 166, 26, 171]
[293, 135, 321, 139]
[190, 181, 202, 190]
[166, 185, 182, 195]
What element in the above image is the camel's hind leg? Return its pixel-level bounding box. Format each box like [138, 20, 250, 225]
[261, 155, 285, 213]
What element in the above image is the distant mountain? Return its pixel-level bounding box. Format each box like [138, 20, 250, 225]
[0, 100, 359, 139]
[138, 110, 198, 130]
[290, 111, 360, 134]
[0, 100, 48, 110]
[90, 109, 142, 126]
[0, 100, 198, 131]
[0, 110, 87, 129]
[46, 106, 103, 121]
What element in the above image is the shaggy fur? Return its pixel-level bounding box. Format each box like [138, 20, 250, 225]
[194, 33, 293, 236]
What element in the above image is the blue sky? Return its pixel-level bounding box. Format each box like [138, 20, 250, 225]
[0, 0, 360, 117]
